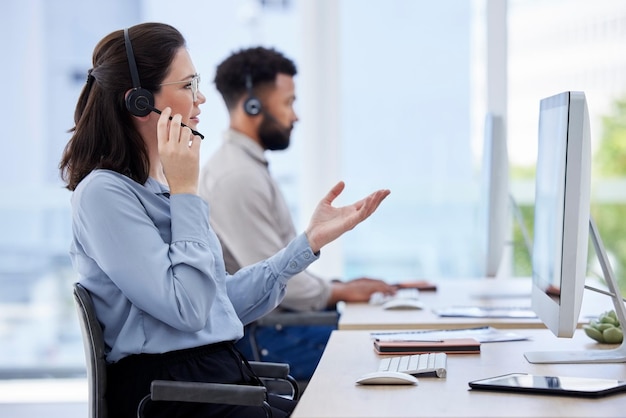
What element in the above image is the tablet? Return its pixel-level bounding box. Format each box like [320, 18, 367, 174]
[469, 373, 626, 398]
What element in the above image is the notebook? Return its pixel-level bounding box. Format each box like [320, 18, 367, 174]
[371, 326, 529, 344]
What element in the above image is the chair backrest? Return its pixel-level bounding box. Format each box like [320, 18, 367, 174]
[73, 282, 108, 418]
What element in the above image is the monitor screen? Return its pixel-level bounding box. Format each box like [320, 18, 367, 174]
[530, 91, 590, 339]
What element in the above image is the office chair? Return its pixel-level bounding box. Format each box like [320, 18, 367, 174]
[72, 282, 299, 418]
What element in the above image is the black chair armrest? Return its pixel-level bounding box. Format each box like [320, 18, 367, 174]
[138, 380, 272, 418]
[249, 361, 290, 379]
[150, 380, 267, 406]
[249, 361, 300, 400]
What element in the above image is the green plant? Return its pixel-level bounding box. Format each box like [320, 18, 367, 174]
[583, 310, 623, 344]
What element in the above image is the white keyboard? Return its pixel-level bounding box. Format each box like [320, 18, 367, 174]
[378, 352, 447, 378]
[369, 288, 420, 305]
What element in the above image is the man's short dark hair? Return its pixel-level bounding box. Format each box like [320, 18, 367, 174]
[214, 46, 297, 110]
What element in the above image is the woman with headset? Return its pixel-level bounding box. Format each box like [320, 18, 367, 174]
[59, 22, 389, 418]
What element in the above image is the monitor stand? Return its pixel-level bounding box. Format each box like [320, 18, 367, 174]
[524, 217, 626, 364]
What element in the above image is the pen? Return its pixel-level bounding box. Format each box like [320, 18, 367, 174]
[376, 338, 445, 343]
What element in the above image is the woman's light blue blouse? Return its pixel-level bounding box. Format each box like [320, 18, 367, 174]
[69, 169, 318, 363]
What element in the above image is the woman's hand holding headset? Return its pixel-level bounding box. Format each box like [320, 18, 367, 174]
[156, 107, 201, 195]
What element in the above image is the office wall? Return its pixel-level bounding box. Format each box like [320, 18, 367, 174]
[336, 1, 476, 279]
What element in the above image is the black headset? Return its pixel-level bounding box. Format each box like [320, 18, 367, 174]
[243, 73, 262, 116]
[123, 28, 154, 117]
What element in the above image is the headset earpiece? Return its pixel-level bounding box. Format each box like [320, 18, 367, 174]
[125, 87, 154, 117]
[243, 73, 262, 116]
[244, 96, 262, 116]
[123, 28, 155, 117]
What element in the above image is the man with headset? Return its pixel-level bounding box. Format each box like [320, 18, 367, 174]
[199, 47, 395, 381]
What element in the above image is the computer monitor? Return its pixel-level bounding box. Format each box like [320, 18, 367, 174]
[524, 91, 626, 364]
[476, 113, 532, 278]
[477, 113, 509, 277]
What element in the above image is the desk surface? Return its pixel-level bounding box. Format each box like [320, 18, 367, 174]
[338, 278, 607, 330]
[292, 329, 626, 418]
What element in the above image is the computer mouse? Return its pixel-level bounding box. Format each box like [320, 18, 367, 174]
[382, 298, 425, 310]
[356, 371, 419, 385]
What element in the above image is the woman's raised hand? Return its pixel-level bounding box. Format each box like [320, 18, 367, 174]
[157, 107, 201, 194]
[305, 181, 390, 254]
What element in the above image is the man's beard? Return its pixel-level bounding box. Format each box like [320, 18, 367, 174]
[259, 113, 291, 150]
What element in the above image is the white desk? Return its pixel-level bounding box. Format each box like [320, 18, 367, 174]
[339, 278, 608, 330]
[292, 329, 626, 418]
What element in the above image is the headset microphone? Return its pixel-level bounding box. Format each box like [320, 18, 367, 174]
[140, 100, 205, 139]
[123, 28, 204, 139]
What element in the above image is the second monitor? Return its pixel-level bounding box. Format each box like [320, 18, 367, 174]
[524, 90, 626, 364]
[477, 113, 531, 278]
